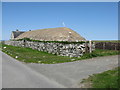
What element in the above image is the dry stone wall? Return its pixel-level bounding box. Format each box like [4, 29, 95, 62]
[4, 41, 95, 57]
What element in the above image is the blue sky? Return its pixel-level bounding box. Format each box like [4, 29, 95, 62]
[2, 2, 118, 40]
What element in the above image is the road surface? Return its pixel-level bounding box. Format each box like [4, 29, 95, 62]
[2, 51, 118, 88]
[2, 52, 65, 88]
[0, 51, 2, 89]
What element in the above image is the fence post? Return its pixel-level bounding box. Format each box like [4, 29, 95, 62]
[85, 41, 88, 53]
[103, 43, 105, 50]
[115, 43, 116, 50]
[89, 40, 92, 53]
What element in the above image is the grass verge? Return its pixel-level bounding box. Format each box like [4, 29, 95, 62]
[80, 67, 119, 88]
[1, 44, 120, 64]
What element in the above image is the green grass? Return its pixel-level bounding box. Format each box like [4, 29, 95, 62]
[1, 44, 77, 64]
[81, 49, 120, 59]
[1, 44, 120, 64]
[80, 67, 119, 88]
[92, 40, 120, 43]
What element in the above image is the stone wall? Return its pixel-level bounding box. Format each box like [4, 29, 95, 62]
[3, 41, 95, 57]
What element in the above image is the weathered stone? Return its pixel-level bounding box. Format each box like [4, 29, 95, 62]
[4, 40, 95, 57]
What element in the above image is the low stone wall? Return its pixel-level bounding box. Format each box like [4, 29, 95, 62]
[3, 41, 95, 57]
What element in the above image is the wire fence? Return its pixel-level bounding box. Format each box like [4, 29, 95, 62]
[95, 42, 120, 50]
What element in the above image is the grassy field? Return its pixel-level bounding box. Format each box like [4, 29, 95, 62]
[1, 44, 120, 64]
[80, 67, 119, 88]
[92, 40, 120, 43]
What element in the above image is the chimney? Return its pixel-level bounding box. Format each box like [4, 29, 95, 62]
[16, 29, 19, 31]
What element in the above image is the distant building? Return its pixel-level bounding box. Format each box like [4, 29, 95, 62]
[10, 30, 25, 40]
[11, 27, 86, 41]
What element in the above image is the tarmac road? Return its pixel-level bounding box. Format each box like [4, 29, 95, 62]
[2, 51, 118, 88]
[2, 52, 65, 88]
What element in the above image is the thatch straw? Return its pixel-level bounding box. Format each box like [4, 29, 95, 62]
[15, 27, 86, 41]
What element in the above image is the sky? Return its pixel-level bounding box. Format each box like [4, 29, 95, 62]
[2, 2, 118, 40]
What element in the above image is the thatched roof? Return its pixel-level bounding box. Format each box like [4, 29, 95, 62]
[15, 27, 86, 41]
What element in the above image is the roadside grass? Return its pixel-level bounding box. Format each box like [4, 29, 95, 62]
[1, 44, 120, 64]
[80, 67, 119, 88]
[0, 43, 2, 51]
[1, 44, 76, 64]
[81, 49, 120, 59]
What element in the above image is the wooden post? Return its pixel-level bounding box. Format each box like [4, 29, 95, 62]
[85, 41, 88, 53]
[89, 40, 92, 53]
[115, 43, 116, 50]
[103, 43, 105, 50]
